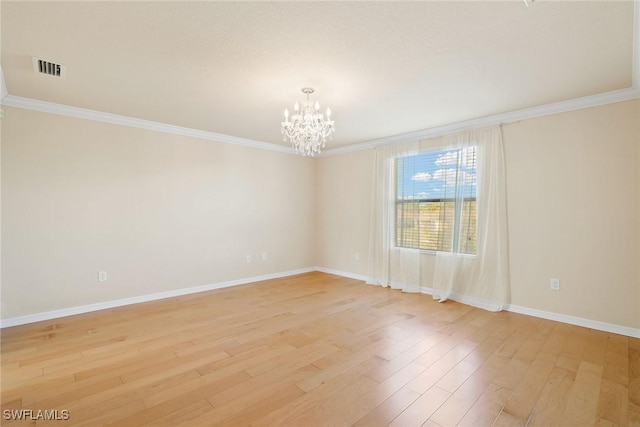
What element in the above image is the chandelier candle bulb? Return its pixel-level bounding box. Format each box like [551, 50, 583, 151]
[281, 87, 334, 156]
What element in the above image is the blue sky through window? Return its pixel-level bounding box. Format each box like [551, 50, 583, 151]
[396, 147, 477, 200]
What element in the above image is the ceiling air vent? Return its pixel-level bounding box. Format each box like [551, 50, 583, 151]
[32, 57, 66, 78]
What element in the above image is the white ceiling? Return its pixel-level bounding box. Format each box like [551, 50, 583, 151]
[1, 1, 636, 150]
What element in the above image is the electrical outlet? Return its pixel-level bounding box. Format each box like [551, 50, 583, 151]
[354, 252, 360, 261]
[246, 255, 251, 263]
[261, 253, 267, 261]
[550, 278, 560, 291]
[98, 271, 108, 282]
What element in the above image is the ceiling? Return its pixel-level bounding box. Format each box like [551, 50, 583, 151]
[1, 1, 636, 150]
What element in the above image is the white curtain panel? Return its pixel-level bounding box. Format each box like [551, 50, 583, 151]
[366, 139, 421, 290]
[366, 126, 510, 311]
[432, 126, 510, 310]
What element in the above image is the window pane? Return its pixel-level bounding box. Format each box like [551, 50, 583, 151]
[395, 147, 477, 254]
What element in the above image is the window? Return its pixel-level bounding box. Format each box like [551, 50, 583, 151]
[395, 146, 477, 254]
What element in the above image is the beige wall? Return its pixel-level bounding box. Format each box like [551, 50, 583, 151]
[503, 99, 639, 329]
[317, 99, 640, 329]
[1, 107, 315, 318]
[2, 100, 639, 330]
[316, 149, 373, 276]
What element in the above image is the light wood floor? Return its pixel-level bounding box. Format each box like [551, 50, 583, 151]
[1, 272, 639, 426]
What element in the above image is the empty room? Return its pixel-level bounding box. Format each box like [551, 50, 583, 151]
[1, 1, 639, 426]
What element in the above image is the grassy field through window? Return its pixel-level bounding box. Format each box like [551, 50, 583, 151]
[396, 199, 476, 254]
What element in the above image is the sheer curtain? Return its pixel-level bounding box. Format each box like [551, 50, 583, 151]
[431, 126, 510, 310]
[366, 139, 422, 292]
[367, 126, 510, 311]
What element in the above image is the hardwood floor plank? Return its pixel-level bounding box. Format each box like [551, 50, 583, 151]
[407, 339, 479, 394]
[219, 384, 306, 427]
[242, 340, 340, 379]
[43, 349, 142, 377]
[512, 321, 554, 362]
[541, 323, 573, 355]
[121, 348, 229, 383]
[254, 364, 373, 426]
[352, 386, 422, 427]
[29, 376, 123, 411]
[364, 332, 448, 383]
[429, 349, 511, 426]
[598, 378, 629, 426]
[555, 327, 589, 373]
[492, 409, 527, 427]
[561, 360, 604, 425]
[1, 272, 637, 426]
[282, 375, 378, 426]
[388, 386, 451, 427]
[528, 366, 576, 426]
[457, 382, 512, 427]
[337, 362, 428, 425]
[72, 398, 147, 427]
[296, 338, 393, 392]
[414, 329, 478, 368]
[434, 358, 481, 394]
[604, 334, 630, 386]
[0, 374, 75, 406]
[203, 379, 309, 426]
[502, 351, 557, 420]
[491, 355, 530, 391]
[72, 350, 177, 383]
[142, 368, 250, 409]
[143, 398, 213, 427]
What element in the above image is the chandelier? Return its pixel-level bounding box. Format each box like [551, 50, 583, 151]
[281, 88, 334, 156]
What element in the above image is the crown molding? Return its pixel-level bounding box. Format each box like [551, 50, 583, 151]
[0, 95, 294, 155]
[320, 86, 640, 157]
[3, 87, 638, 159]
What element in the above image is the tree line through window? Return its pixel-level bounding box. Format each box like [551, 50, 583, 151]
[395, 146, 477, 255]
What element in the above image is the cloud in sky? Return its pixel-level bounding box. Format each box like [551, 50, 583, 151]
[411, 172, 432, 182]
[433, 168, 476, 186]
[433, 168, 457, 183]
[435, 151, 460, 166]
[436, 148, 477, 169]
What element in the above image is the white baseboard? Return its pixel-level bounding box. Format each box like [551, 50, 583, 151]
[505, 304, 640, 339]
[3, 266, 639, 339]
[0, 267, 315, 328]
[314, 266, 368, 282]
[315, 267, 640, 339]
